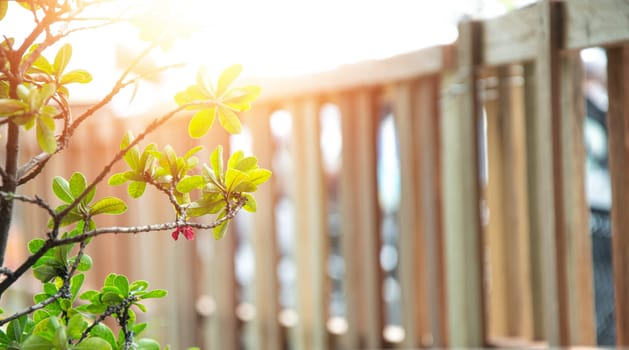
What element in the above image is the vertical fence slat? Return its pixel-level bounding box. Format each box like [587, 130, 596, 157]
[499, 68, 535, 340]
[441, 20, 485, 347]
[415, 76, 448, 347]
[246, 107, 282, 350]
[560, 53, 596, 345]
[606, 45, 629, 346]
[393, 81, 422, 348]
[338, 90, 383, 348]
[289, 98, 327, 350]
[527, 1, 568, 345]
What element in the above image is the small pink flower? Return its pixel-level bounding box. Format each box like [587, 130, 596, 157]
[171, 225, 195, 241]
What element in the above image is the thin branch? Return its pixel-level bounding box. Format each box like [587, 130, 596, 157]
[0, 290, 64, 325]
[0, 267, 13, 277]
[0, 191, 56, 217]
[0, 196, 245, 296]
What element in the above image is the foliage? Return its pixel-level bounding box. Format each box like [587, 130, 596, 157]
[0, 1, 270, 349]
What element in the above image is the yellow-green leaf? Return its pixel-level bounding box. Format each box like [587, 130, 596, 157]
[69, 172, 87, 198]
[242, 193, 257, 212]
[54, 43, 72, 75]
[196, 65, 213, 96]
[210, 145, 223, 181]
[108, 172, 128, 186]
[176, 175, 205, 193]
[213, 221, 229, 240]
[225, 168, 247, 191]
[91, 197, 127, 215]
[52, 176, 73, 203]
[216, 64, 242, 97]
[188, 107, 215, 138]
[247, 168, 272, 185]
[128, 181, 146, 198]
[218, 107, 241, 134]
[60, 69, 92, 84]
[0, 98, 28, 116]
[36, 117, 56, 153]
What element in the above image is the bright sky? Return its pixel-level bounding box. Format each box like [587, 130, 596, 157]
[1, 0, 537, 113]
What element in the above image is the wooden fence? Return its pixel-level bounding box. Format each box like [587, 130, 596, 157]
[8, 0, 629, 348]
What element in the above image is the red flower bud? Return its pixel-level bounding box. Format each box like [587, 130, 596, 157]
[171, 225, 195, 240]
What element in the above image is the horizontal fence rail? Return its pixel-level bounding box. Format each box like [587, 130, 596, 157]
[7, 0, 629, 349]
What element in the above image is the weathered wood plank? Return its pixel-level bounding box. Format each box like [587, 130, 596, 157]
[499, 68, 534, 340]
[336, 90, 384, 348]
[391, 81, 421, 348]
[441, 20, 485, 347]
[482, 3, 539, 66]
[559, 53, 596, 345]
[288, 98, 328, 350]
[415, 76, 448, 347]
[606, 45, 629, 346]
[564, 0, 629, 50]
[243, 107, 282, 350]
[255, 46, 453, 103]
[526, 1, 569, 345]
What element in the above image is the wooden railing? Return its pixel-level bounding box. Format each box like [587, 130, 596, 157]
[8, 0, 629, 349]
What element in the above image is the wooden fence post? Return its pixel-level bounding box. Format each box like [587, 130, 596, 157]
[559, 53, 596, 345]
[245, 107, 282, 350]
[606, 45, 629, 346]
[441, 20, 485, 347]
[289, 98, 327, 350]
[338, 90, 384, 348]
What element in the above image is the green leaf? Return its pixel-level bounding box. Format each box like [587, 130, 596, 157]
[70, 273, 85, 301]
[82, 186, 96, 207]
[108, 172, 129, 186]
[134, 302, 147, 312]
[132, 323, 148, 336]
[188, 107, 216, 138]
[89, 324, 116, 350]
[36, 116, 57, 154]
[67, 314, 88, 340]
[136, 338, 160, 350]
[130, 280, 149, 293]
[217, 106, 241, 134]
[128, 181, 146, 198]
[79, 290, 98, 301]
[52, 325, 67, 350]
[138, 289, 167, 300]
[0, 98, 28, 116]
[33, 264, 59, 282]
[28, 238, 45, 254]
[54, 43, 72, 76]
[243, 193, 257, 212]
[216, 64, 242, 97]
[213, 220, 229, 240]
[60, 69, 92, 84]
[21, 335, 53, 350]
[101, 292, 123, 305]
[52, 176, 73, 203]
[43, 282, 58, 296]
[69, 172, 87, 199]
[73, 254, 93, 272]
[7, 315, 28, 342]
[75, 337, 113, 350]
[114, 275, 129, 297]
[91, 197, 127, 215]
[176, 175, 205, 193]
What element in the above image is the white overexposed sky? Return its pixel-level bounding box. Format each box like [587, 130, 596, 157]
[0, 0, 537, 113]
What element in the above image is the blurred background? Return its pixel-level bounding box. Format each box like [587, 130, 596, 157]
[1, 0, 626, 349]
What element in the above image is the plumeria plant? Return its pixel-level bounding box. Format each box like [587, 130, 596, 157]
[0, 1, 270, 349]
